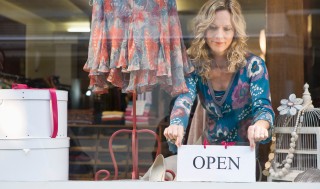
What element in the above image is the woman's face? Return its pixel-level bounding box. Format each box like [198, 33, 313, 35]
[205, 10, 235, 57]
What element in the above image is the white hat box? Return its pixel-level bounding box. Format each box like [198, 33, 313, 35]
[0, 138, 69, 181]
[0, 89, 68, 139]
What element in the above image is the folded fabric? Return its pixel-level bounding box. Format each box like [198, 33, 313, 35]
[101, 114, 124, 119]
[102, 111, 124, 116]
[68, 109, 94, 125]
[101, 117, 124, 121]
[125, 116, 149, 121]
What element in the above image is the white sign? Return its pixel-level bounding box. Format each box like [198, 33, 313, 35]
[177, 145, 256, 182]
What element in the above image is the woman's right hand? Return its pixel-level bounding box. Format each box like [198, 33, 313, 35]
[163, 125, 184, 147]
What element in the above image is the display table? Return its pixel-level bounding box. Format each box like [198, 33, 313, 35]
[1, 181, 319, 189]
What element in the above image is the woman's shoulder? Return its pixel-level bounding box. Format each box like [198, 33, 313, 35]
[187, 59, 201, 75]
[184, 64, 204, 84]
[241, 52, 269, 79]
[186, 70, 201, 80]
[244, 52, 266, 67]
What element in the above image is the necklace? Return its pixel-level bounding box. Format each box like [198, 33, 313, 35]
[263, 101, 311, 178]
[269, 110, 304, 178]
[263, 115, 295, 176]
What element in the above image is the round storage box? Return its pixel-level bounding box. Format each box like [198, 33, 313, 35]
[0, 89, 68, 139]
[0, 138, 69, 181]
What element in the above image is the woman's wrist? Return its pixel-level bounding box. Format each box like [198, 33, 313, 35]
[254, 120, 270, 130]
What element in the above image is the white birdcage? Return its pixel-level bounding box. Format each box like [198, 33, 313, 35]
[267, 84, 320, 182]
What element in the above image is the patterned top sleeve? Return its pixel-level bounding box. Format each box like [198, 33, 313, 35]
[247, 56, 275, 143]
[168, 73, 198, 152]
[169, 73, 198, 130]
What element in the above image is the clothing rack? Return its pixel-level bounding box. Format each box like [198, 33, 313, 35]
[0, 71, 27, 81]
[0, 71, 30, 87]
[0, 72, 70, 92]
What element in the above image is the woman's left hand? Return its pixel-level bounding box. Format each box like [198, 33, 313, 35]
[247, 120, 270, 150]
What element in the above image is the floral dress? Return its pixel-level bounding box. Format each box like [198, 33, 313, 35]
[83, 0, 194, 95]
[169, 53, 275, 152]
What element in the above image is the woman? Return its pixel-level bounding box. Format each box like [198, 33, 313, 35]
[164, 0, 275, 152]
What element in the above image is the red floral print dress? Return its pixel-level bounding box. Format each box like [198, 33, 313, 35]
[84, 0, 194, 95]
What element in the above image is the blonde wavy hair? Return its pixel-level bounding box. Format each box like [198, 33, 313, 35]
[187, 0, 248, 79]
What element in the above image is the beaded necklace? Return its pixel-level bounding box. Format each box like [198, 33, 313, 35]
[263, 101, 311, 178]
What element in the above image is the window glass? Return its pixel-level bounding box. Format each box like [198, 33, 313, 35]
[0, 0, 319, 182]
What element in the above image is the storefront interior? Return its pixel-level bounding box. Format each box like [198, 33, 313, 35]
[0, 0, 320, 183]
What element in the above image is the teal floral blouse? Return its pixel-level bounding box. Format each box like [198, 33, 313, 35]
[169, 53, 275, 152]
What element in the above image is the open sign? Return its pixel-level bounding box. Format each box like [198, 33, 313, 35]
[177, 145, 256, 182]
[192, 156, 240, 170]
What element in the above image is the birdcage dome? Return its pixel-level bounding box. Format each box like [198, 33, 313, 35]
[266, 83, 320, 182]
